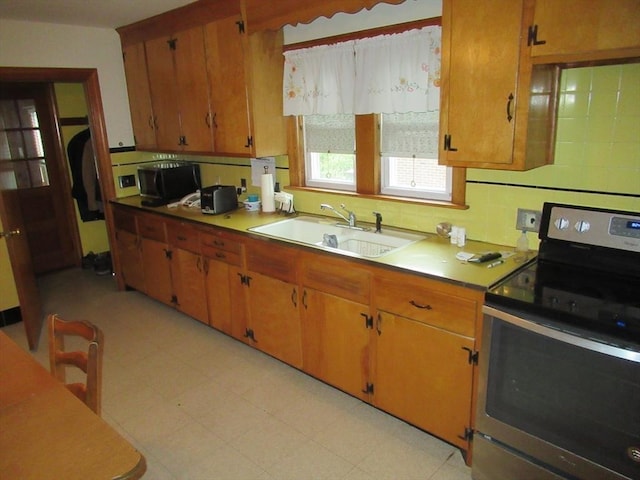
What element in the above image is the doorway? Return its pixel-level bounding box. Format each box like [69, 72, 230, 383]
[0, 67, 116, 350]
[0, 82, 81, 273]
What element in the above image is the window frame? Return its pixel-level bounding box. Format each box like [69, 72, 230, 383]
[284, 18, 467, 209]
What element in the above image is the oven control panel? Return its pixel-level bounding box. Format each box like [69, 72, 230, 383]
[546, 205, 640, 253]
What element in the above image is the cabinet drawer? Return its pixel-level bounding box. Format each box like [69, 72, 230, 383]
[245, 239, 297, 284]
[167, 221, 200, 253]
[301, 253, 370, 305]
[200, 229, 242, 255]
[374, 276, 476, 337]
[113, 207, 137, 234]
[137, 214, 166, 242]
[203, 248, 241, 267]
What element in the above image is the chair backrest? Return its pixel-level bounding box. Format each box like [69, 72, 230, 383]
[48, 313, 104, 415]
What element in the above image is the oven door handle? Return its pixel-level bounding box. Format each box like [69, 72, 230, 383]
[483, 305, 640, 363]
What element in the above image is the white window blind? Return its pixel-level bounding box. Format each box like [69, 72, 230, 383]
[304, 114, 355, 154]
[380, 111, 439, 157]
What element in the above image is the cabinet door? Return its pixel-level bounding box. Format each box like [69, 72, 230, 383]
[374, 311, 474, 450]
[440, 0, 523, 168]
[146, 36, 181, 150]
[173, 26, 214, 152]
[122, 43, 156, 149]
[204, 256, 233, 334]
[141, 238, 173, 304]
[530, 0, 640, 59]
[172, 249, 208, 324]
[247, 271, 302, 368]
[301, 288, 371, 399]
[229, 265, 249, 342]
[115, 229, 145, 292]
[204, 16, 252, 155]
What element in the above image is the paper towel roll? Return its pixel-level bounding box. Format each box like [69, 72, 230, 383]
[261, 174, 276, 212]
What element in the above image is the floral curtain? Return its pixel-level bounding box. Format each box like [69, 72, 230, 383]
[283, 26, 441, 116]
[283, 41, 356, 116]
[354, 26, 441, 114]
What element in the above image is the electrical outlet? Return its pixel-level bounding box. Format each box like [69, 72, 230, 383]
[118, 174, 136, 188]
[516, 208, 542, 232]
[240, 178, 247, 193]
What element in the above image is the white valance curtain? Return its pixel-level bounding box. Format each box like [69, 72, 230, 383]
[283, 41, 356, 115]
[283, 25, 441, 116]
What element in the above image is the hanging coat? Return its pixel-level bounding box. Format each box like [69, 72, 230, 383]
[67, 128, 103, 221]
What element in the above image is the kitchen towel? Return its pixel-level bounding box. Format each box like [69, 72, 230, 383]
[261, 173, 276, 212]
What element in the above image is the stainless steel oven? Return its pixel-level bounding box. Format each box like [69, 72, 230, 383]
[473, 203, 640, 480]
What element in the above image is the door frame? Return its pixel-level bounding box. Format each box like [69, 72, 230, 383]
[0, 67, 116, 349]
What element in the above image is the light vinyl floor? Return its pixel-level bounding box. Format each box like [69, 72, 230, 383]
[2, 268, 473, 480]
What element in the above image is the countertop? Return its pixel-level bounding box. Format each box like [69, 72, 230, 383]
[112, 196, 534, 291]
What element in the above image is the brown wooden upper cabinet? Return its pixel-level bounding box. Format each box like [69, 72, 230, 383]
[438, 0, 640, 170]
[439, 0, 556, 170]
[528, 0, 640, 61]
[122, 43, 156, 150]
[204, 16, 286, 157]
[118, 5, 286, 157]
[145, 26, 213, 152]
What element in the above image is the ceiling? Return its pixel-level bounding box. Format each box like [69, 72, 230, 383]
[0, 0, 198, 29]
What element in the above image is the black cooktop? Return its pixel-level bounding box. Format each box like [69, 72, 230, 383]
[486, 259, 640, 346]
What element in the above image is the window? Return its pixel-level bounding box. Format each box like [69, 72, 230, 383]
[0, 97, 49, 189]
[285, 18, 466, 206]
[303, 114, 356, 191]
[380, 112, 452, 201]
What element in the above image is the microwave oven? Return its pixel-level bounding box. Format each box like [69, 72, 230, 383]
[137, 162, 201, 207]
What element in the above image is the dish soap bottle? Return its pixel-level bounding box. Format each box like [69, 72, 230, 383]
[516, 230, 529, 254]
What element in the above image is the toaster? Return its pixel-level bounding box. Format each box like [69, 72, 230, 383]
[200, 185, 238, 215]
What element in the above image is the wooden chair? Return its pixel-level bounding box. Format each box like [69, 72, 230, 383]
[48, 313, 104, 415]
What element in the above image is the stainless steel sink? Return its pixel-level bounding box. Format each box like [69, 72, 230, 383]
[249, 216, 426, 258]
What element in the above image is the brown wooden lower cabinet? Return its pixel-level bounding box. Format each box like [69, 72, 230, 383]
[114, 229, 145, 292]
[245, 270, 302, 368]
[110, 205, 481, 462]
[140, 237, 173, 304]
[373, 311, 475, 451]
[301, 287, 371, 400]
[171, 248, 208, 324]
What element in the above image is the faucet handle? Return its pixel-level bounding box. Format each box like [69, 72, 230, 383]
[373, 211, 382, 233]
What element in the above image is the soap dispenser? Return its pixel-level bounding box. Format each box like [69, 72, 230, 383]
[516, 230, 529, 254]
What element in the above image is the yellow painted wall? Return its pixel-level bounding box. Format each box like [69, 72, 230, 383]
[54, 83, 110, 255]
[111, 152, 289, 201]
[111, 64, 639, 250]
[0, 215, 19, 311]
[283, 63, 640, 248]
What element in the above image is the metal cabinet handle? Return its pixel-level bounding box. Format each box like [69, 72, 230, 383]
[506, 93, 514, 122]
[409, 300, 432, 310]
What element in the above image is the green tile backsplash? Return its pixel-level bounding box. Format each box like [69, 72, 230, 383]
[112, 64, 639, 249]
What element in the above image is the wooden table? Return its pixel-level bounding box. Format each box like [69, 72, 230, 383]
[0, 331, 146, 479]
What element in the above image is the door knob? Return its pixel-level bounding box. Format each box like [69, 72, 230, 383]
[0, 228, 21, 238]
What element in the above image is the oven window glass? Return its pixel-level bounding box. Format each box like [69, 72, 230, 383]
[486, 319, 640, 478]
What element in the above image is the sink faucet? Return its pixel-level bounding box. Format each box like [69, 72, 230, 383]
[373, 211, 382, 233]
[320, 203, 357, 228]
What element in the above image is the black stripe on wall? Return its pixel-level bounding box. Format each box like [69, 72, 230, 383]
[466, 180, 640, 198]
